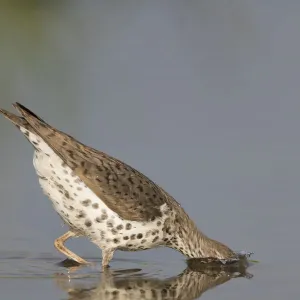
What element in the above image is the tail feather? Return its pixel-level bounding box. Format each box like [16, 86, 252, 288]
[11, 102, 90, 153]
[0, 107, 32, 131]
[13, 102, 46, 123]
[12, 102, 60, 141]
[1, 104, 55, 153]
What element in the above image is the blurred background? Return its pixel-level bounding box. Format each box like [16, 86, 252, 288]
[0, 1, 300, 299]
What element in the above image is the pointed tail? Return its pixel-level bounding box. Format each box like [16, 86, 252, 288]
[0, 107, 32, 131]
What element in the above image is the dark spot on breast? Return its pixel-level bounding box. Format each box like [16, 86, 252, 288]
[166, 227, 172, 235]
[141, 239, 147, 244]
[152, 236, 159, 243]
[74, 178, 81, 184]
[137, 233, 143, 239]
[126, 223, 132, 230]
[76, 211, 86, 218]
[85, 220, 92, 227]
[99, 230, 105, 239]
[116, 224, 123, 230]
[55, 183, 63, 189]
[113, 238, 119, 244]
[92, 203, 99, 209]
[101, 213, 108, 220]
[107, 221, 113, 228]
[95, 217, 101, 223]
[123, 236, 129, 240]
[81, 199, 91, 207]
[130, 234, 136, 240]
[156, 221, 161, 226]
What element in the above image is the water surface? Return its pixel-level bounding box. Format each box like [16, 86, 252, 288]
[0, 252, 253, 300]
[1, 1, 300, 299]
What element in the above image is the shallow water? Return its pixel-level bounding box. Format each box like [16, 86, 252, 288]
[1, 1, 300, 299]
[0, 252, 254, 300]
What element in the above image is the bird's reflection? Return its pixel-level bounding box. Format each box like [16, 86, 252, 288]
[55, 258, 253, 300]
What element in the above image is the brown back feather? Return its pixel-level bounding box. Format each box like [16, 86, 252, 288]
[13, 102, 183, 221]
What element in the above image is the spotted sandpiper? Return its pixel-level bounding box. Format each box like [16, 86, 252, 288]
[0, 103, 237, 268]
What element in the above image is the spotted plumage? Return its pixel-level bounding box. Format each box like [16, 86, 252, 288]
[0, 103, 237, 268]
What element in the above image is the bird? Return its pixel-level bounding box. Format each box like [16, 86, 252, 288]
[0, 103, 237, 268]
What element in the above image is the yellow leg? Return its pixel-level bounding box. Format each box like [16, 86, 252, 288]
[54, 231, 89, 264]
[102, 248, 115, 269]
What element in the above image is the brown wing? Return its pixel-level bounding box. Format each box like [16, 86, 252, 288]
[13, 103, 176, 221]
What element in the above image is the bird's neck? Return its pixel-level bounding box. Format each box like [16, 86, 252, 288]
[171, 219, 236, 260]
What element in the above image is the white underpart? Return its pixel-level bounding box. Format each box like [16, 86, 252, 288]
[19, 127, 168, 251]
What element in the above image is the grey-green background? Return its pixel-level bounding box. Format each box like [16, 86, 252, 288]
[0, 1, 299, 299]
